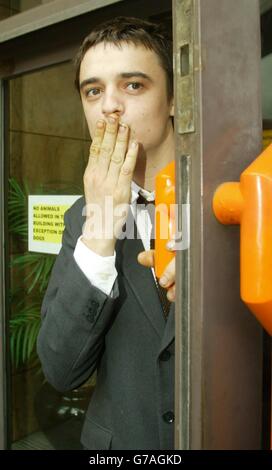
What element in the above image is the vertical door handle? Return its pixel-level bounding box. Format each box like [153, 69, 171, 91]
[155, 161, 175, 278]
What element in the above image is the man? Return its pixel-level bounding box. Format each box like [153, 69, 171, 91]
[37, 16, 176, 450]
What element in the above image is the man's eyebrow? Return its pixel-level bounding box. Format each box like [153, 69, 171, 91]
[80, 77, 100, 89]
[79, 72, 153, 90]
[119, 72, 153, 82]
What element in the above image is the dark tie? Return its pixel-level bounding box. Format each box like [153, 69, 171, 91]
[137, 193, 171, 318]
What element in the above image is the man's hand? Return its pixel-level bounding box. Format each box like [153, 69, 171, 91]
[82, 116, 138, 256]
[137, 248, 176, 302]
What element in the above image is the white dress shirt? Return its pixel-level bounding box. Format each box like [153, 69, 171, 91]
[73, 181, 155, 296]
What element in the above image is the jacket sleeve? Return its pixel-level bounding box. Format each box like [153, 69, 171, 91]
[37, 200, 119, 392]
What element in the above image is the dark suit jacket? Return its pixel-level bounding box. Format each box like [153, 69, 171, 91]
[37, 197, 175, 450]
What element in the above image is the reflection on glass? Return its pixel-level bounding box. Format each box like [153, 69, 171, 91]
[7, 62, 91, 449]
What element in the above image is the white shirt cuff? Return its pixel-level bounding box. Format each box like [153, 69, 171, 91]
[73, 237, 117, 296]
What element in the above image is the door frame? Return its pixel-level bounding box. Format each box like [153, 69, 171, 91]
[0, 78, 8, 451]
[0, 0, 124, 43]
[173, 0, 263, 449]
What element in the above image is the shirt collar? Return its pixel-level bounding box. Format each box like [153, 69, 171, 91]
[131, 180, 155, 204]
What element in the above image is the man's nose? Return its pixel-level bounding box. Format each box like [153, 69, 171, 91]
[101, 89, 124, 117]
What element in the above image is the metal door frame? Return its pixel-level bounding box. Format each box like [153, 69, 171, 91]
[0, 78, 8, 451]
[0, 0, 125, 43]
[173, 0, 263, 449]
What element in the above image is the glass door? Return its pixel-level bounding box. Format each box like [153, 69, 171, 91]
[6, 61, 90, 450]
[0, 0, 173, 451]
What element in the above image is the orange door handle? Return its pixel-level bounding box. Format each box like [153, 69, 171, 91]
[155, 161, 175, 278]
[213, 144, 272, 335]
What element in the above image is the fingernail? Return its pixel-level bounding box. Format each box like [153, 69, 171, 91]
[159, 276, 167, 287]
[131, 141, 138, 148]
[167, 291, 174, 301]
[119, 124, 127, 132]
[109, 116, 116, 124]
[97, 120, 104, 128]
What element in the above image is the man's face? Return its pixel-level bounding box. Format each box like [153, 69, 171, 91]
[79, 42, 174, 154]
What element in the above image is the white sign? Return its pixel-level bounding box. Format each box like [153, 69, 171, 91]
[28, 195, 81, 254]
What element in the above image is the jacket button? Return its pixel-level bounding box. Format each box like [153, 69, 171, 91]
[163, 411, 175, 423]
[88, 300, 99, 314]
[89, 300, 99, 310]
[160, 350, 171, 361]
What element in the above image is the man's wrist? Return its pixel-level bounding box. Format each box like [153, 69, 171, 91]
[81, 237, 116, 257]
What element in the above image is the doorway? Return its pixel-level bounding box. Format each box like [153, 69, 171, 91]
[0, 0, 172, 450]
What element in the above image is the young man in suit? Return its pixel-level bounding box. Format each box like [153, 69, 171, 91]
[37, 16, 176, 450]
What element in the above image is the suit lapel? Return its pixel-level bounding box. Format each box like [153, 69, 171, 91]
[116, 209, 166, 338]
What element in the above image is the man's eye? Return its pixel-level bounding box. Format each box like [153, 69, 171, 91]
[126, 82, 143, 91]
[86, 88, 101, 97]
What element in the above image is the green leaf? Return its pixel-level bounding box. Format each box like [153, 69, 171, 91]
[11, 252, 55, 294]
[9, 303, 41, 367]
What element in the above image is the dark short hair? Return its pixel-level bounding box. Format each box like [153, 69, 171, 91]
[74, 16, 173, 101]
